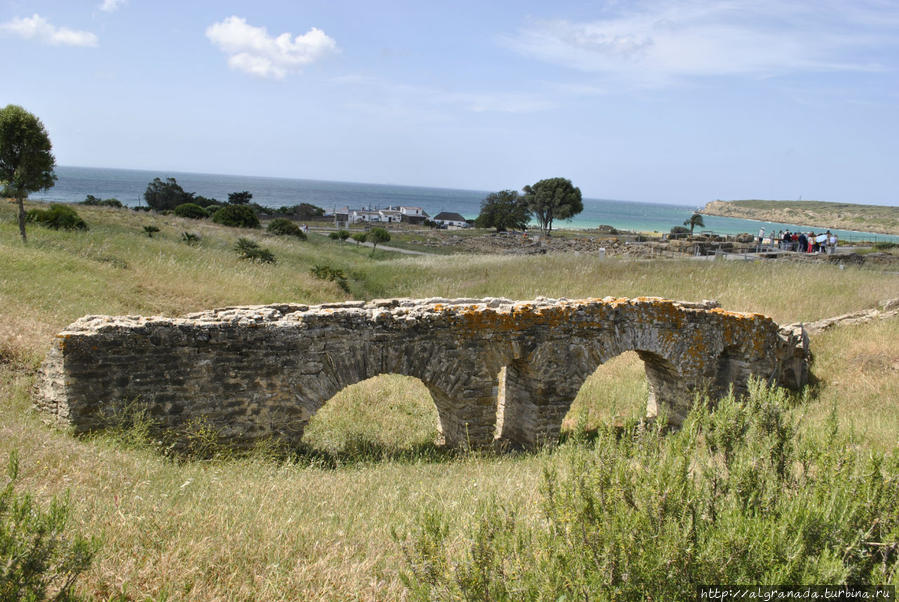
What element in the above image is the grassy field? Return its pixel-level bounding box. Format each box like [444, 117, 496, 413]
[702, 199, 899, 236]
[1, 201, 897, 599]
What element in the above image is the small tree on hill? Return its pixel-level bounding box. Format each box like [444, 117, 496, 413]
[351, 232, 367, 245]
[0, 105, 57, 243]
[523, 177, 583, 236]
[228, 191, 253, 205]
[144, 177, 194, 211]
[684, 213, 705, 235]
[367, 227, 390, 255]
[475, 190, 531, 232]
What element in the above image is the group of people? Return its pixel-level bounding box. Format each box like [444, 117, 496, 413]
[757, 227, 838, 254]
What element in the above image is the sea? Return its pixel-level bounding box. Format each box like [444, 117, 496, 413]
[32, 166, 899, 243]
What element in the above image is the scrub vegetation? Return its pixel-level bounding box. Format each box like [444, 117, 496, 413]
[0, 200, 897, 599]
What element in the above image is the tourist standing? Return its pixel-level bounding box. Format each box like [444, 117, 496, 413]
[828, 231, 838, 254]
[757, 227, 766, 252]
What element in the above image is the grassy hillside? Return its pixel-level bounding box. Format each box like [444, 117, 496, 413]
[702, 199, 899, 235]
[1, 201, 897, 598]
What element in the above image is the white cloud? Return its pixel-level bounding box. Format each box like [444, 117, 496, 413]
[0, 14, 98, 47]
[500, 0, 899, 85]
[206, 16, 337, 79]
[99, 0, 126, 13]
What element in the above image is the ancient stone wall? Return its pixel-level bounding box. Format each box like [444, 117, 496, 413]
[35, 297, 810, 449]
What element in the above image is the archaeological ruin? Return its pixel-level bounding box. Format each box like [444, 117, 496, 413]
[36, 296, 810, 449]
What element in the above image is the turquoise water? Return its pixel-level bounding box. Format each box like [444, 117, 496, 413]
[34, 166, 898, 243]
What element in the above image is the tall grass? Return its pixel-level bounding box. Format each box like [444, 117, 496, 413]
[1, 202, 897, 598]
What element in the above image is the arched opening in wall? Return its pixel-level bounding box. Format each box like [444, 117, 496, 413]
[563, 351, 649, 434]
[302, 374, 441, 458]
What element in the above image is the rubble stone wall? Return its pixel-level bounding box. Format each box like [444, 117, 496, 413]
[35, 297, 810, 449]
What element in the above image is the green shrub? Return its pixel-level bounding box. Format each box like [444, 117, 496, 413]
[181, 232, 200, 246]
[267, 218, 306, 239]
[142, 225, 160, 238]
[234, 238, 275, 263]
[80, 195, 122, 208]
[212, 205, 260, 229]
[173, 203, 209, 219]
[328, 229, 350, 241]
[310, 264, 350, 293]
[0, 451, 98, 600]
[670, 225, 691, 237]
[351, 232, 367, 245]
[873, 242, 897, 250]
[25, 205, 88, 231]
[397, 381, 899, 599]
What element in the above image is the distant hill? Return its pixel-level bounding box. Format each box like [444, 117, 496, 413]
[701, 200, 899, 236]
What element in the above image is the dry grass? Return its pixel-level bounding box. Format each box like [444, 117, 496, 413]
[1, 201, 898, 599]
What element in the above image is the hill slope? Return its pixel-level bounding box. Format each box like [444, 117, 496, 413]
[701, 199, 899, 235]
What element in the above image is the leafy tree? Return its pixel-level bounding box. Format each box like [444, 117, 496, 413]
[670, 225, 690, 238]
[0, 105, 57, 243]
[228, 191, 253, 205]
[267, 218, 306, 239]
[275, 203, 325, 219]
[212, 204, 260, 228]
[143, 177, 194, 211]
[684, 212, 705, 235]
[367, 227, 390, 255]
[26, 205, 88, 231]
[173, 203, 209, 219]
[329, 229, 350, 241]
[475, 190, 531, 231]
[522, 177, 583, 236]
[351, 232, 367, 245]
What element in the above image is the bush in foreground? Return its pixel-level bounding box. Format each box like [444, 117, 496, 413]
[173, 203, 209, 219]
[234, 238, 275, 263]
[25, 204, 88, 231]
[397, 381, 899, 599]
[267, 218, 306, 239]
[1, 451, 98, 600]
[212, 205, 260, 229]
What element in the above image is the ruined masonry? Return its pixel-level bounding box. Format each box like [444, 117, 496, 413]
[36, 297, 810, 448]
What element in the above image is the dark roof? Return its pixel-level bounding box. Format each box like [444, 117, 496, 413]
[434, 212, 466, 221]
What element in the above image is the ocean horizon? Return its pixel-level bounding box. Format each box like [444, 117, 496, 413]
[32, 166, 899, 243]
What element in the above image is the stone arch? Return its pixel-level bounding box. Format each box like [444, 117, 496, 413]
[287, 340, 503, 449]
[302, 373, 442, 451]
[494, 336, 688, 448]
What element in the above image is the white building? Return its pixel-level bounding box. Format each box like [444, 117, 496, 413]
[433, 212, 469, 228]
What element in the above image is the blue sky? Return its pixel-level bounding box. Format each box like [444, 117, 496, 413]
[2, 0, 897, 205]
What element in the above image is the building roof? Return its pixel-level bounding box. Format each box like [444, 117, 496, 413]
[434, 212, 466, 222]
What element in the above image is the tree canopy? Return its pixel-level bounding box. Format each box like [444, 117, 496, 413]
[367, 227, 390, 255]
[228, 191, 253, 205]
[522, 177, 583, 235]
[475, 190, 531, 231]
[143, 177, 194, 211]
[684, 213, 705, 235]
[0, 105, 57, 242]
